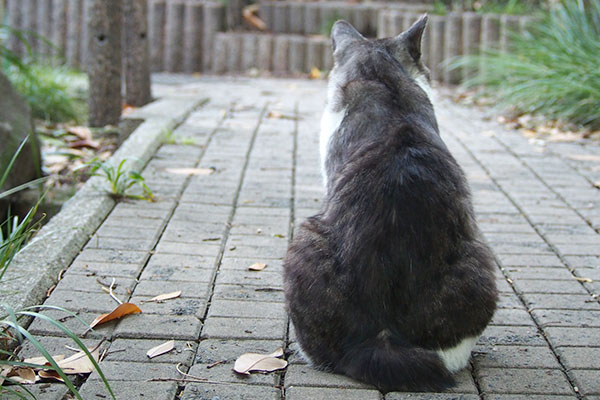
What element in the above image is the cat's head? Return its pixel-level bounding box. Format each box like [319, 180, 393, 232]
[326, 16, 431, 111]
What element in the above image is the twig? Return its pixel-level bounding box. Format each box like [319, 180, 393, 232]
[206, 360, 227, 369]
[102, 278, 123, 305]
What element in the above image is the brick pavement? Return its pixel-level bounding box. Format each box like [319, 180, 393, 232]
[16, 76, 600, 399]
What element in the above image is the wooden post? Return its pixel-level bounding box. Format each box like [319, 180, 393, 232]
[51, 0, 68, 61]
[428, 15, 445, 82]
[480, 14, 500, 80]
[289, 36, 306, 74]
[259, 1, 273, 31]
[226, 34, 242, 73]
[123, 0, 152, 106]
[289, 2, 304, 34]
[7, 0, 24, 55]
[462, 12, 481, 81]
[500, 14, 520, 53]
[148, 0, 166, 72]
[257, 34, 273, 71]
[87, 0, 123, 127]
[272, 1, 288, 33]
[37, 0, 52, 59]
[212, 33, 227, 74]
[304, 2, 320, 35]
[183, 1, 203, 73]
[203, 2, 224, 72]
[23, 0, 38, 53]
[305, 38, 323, 72]
[165, 0, 185, 72]
[240, 34, 257, 72]
[273, 35, 289, 74]
[443, 12, 463, 84]
[66, 0, 82, 68]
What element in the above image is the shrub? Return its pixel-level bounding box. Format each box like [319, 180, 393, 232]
[452, 0, 600, 130]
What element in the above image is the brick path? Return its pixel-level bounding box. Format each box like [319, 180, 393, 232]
[17, 76, 600, 399]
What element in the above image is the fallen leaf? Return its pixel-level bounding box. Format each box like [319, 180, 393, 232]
[24, 354, 65, 366]
[248, 263, 267, 271]
[68, 139, 101, 150]
[38, 369, 63, 382]
[575, 277, 593, 283]
[233, 348, 287, 375]
[142, 291, 182, 303]
[594, 181, 600, 189]
[309, 67, 323, 79]
[67, 126, 92, 140]
[7, 367, 37, 384]
[89, 303, 141, 329]
[146, 340, 175, 359]
[242, 3, 267, 30]
[165, 167, 214, 176]
[57, 347, 100, 374]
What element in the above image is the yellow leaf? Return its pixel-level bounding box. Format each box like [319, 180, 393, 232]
[309, 67, 323, 79]
[89, 303, 141, 329]
[143, 291, 182, 303]
[233, 348, 287, 375]
[146, 340, 175, 359]
[248, 263, 267, 271]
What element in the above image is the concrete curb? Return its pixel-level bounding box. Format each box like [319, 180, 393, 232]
[2, 95, 205, 314]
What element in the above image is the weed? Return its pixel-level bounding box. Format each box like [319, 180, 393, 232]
[80, 158, 154, 201]
[162, 128, 201, 146]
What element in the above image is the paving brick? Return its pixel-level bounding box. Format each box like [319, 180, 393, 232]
[224, 244, 287, 259]
[132, 280, 211, 298]
[556, 347, 600, 370]
[114, 313, 202, 340]
[155, 241, 222, 257]
[387, 393, 478, 400]
[212, 283, 285, 302]
[497, 254, 564, 267]
[497, 292, 526, 309]
[208, 299, 286, 319]
[504, 267, 575, 281]
[564, 256, 600, 269]
[523, 294, 600, 310]
[87, 361, 178, 381]
[76, 248, 150, 264]
[215, 268, 283, 287]
[477, 368, 573, 394]
[571, 370, 600, 395]
[545, 327, 600, 347]
[9, 384, 69, 400]
[288, 386, 382, 399]
[219, 257, 284, 271]
[532, 309, 600, 328]
[491, 309, 535, 326]
[105, 338, 196, 365]
[478, 326, 546, 346]
[187, 363, 278, 386]
[195, 338, 284, 364]
[473, 345, 560, 369]
[86, 235, 157, 251]
[202, 316, 286, 340]
[138, 264, 215, 282]
[67, 261, 142, 278]
[130, 295, 207, 317]
[512, 279, 588, 295]
[54, 273, 136, 296]
[17, 336, 101, 359]
[146, 253, 215, 269]
[27, 310, 114, 339]
[284, 364, 371, 389]
[45, 289, 126, 313]
[483, 395, 576, 400]
[180, 382, 280, 400]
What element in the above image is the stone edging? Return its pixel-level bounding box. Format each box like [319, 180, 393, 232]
[2, 96, 205, 313]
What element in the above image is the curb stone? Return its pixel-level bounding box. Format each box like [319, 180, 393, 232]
[2, 96, 206, 314]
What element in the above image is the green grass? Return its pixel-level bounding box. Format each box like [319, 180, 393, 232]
[451, 0, 600, 130]
[433, 0, 543, 14]
[78, 158, 154, 201]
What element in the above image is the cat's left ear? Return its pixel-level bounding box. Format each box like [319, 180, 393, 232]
[331, 20, 365, 53]
[397, 14, 428, 62]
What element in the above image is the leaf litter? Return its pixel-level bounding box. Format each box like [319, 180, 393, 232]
[142, 291, 182, 303]
[147, 340, 175, 359]
[248, 263, 267, 271]
[233, 347, 288, 375]
[88, 302, 141, 330]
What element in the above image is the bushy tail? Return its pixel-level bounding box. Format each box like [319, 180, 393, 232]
[336, 333, 455, 393]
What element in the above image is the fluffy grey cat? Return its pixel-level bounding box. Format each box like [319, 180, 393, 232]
[284, 17, 498, 392]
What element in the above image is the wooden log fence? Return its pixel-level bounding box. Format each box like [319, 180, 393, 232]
[2, 0, 532, 85]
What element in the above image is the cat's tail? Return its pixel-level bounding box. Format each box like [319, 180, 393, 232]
[336, 330, 455, 393]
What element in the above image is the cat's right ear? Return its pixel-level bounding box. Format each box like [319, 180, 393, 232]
[398, 14, 428, 62]
[331, 20, 365, 53]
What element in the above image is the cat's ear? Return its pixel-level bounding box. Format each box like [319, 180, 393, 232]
[331, 20, 365, 53]
[397, 14, 428, 61]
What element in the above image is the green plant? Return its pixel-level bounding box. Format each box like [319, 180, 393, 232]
[451, 0, 600, 129]
[320, 13, 342, 36]
[162, 128, 201, 146]
[433, 0, 544, 14]
[80, 158, 154, 201]
[0, 24, 86, 123]
[0, 306, 115, 399]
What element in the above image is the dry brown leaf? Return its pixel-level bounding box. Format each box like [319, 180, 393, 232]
[248, 263, 267, 271]
[89, 303, 141, 329]
[57, 347, 100, 374]
[165, 167, 214, 176]
[242, 3, 267, 30]
[233, 348, 287, 375]
[38, 369, 64, 382]
[143, 291, 182, 303]
[146, 340, 175, 359]
[68, 139, 101, 150]
[24, 354, 65, 366]
[8, 367, 37, 384]
[67, 126, 92, 140]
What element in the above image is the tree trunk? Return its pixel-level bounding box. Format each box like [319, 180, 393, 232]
[87, 0, 122, 127]
[123, 0, 152, 106]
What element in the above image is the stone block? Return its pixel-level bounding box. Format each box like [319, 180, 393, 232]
[477, 368, 573, 394]
[202, 316, 286, 339]
[181, 382, 280, 400]
[195, 338, 284, 364]
[114, 313, 202, 340]
[287, 386, 382, 399]
[208, 299, 286, 319]
[105, 338, 196, 365]
[79, 380, 177, 400]
[473, 345, 560, 369]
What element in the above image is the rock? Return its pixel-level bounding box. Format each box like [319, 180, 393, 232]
[0, 70, 42, 218]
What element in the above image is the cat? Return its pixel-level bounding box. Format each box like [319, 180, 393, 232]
[283, 16, 498, 393]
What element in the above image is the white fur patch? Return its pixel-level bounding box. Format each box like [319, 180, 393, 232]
[437, 335, 478, 373]
[415, 75, 434, 105]
[319, 106, 345, 184]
